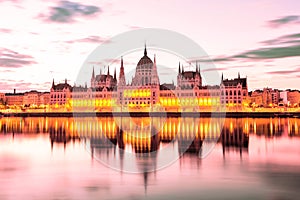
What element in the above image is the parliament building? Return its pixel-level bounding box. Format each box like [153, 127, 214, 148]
[50, 46, 248, 111]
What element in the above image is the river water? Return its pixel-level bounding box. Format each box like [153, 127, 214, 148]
[0, 117, 300, 200]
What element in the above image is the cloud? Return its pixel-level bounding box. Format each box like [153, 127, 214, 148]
[66, 36, 109, 44]
[39, 1, 101, 23]
[0, 80, 51, 92]
[261, 33, 300, 46]
[0, 28, 12, 33]
[233, 45, 300, 60]
[266, 67, 300, 75]
[0, 69, 14, 72]
[126, 25, 144, 30]
[267, 15, 300, 28]
[0, 48, 36, 68]
[189, 55, 233, 63]
[195, 33, 300, 63]
[201, 67, 229, 72]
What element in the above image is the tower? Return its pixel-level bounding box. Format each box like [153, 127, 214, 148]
[52, 78, 55, 89]
[151, 54, 160, 85]
[91, 66, 95, 88]
[118, 56, 126, 87]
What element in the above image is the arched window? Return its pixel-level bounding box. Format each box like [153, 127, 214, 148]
[230, 91, 232, 95]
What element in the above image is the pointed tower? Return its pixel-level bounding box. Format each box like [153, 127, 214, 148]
[221, 73, 224, 84]
[107, 66, 110, 76]
[144, 43, 147, 56]
[118, 56, 126, 87]
[114, 68, 117, 80]
[177, 62, 182, 89]
[238, 72, 240, 79]
[52, 78, 55, 89]
[92, 66, 95, 79]
[196, 61, 198, 73]
[198, 64, 202, 86]
[91, 66, 95, 88]
[151, 54, 160, 85]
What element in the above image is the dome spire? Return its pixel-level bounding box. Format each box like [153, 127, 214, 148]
[144, 43, 147, 56]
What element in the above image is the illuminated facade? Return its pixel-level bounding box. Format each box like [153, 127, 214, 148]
[220, 73, 248, 107]
[51, 46, 249, 111]
[287, 90, 300, 106]
[117, 47, 160, 110]
[50, 79, 72, 105]
[5, 92, 24, 106]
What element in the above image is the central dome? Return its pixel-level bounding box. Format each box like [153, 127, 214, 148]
[137, 45, 153, 68]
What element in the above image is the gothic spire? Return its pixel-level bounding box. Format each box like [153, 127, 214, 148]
[151, 54, 159, 85]
[107, 66, 110, 75]
[120, 56, 124, 76]
[92, 66, 95, 79]
[196, 61, 198, 73]
[221, 73, 224, 83]
[114, 68, 116, 80]
[238, 72, 240, 79]
[118, 56, 126, 86]
[178, 62, 181, 74]
[144, 43, 147, 56]
[121, 56, 123, 69]
[52, 78, 55, 88]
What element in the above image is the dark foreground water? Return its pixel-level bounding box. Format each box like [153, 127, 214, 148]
[1, 117, 300, 200]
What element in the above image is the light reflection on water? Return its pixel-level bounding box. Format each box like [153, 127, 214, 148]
[0, 117, 300, 200]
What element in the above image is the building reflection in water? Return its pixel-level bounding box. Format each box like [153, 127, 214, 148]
[1, 117, 299, 151]
[0, 116, 299, 192]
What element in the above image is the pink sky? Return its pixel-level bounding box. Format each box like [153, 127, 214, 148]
[0, 0, 300, 92]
